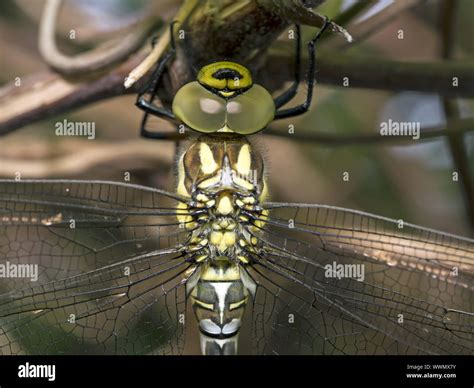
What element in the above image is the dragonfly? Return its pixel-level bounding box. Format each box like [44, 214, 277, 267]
[0, 135, 472, 355]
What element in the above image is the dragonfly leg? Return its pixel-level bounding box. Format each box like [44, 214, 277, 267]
[274, 17, 331, 120]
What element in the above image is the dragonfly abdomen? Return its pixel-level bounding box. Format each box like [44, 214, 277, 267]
[186, 257, 256, 355]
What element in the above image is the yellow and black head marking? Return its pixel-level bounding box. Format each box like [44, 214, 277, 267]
[196, 61, 253, 98]
[136, 19, 333, 139]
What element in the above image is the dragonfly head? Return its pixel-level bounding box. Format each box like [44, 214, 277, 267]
[172, 61, 275, 135]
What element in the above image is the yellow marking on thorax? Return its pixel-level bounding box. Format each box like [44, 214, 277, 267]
[232, 176, 254, 191]
[251, 208, 269, 230]
[236, 144, 251, 176]
[216, 194, 233, 215]
[176, 202, 195, 229]
[199, 143, 218, 174]
[210, 230, 236, 252]
[197, 175, 221, 189]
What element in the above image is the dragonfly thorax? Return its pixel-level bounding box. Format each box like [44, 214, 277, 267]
[184, 188, 262, 263]
[176, 136, 268, 263]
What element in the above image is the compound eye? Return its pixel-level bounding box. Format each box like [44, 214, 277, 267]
[226, 85, 275, 135]
[172, 82, 226, 133]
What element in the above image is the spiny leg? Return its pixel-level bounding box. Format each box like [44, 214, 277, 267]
[274, 18, 331, 120]
[273, 25, 301, 109]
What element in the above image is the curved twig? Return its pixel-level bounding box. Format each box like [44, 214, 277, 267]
[124, 25, 171, 89]
[39, 0, 160, 75]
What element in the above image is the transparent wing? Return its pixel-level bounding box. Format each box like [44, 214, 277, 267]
[0, 180, 193, 354]
[247, 203, 474, 355]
